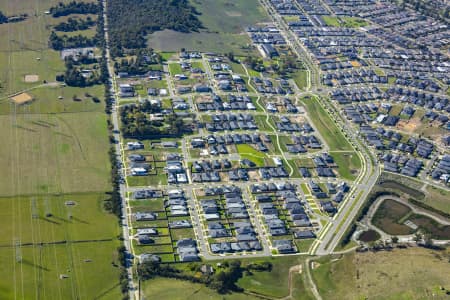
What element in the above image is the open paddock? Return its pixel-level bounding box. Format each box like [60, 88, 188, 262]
[0, 241, 121, 300]
[0, 112, 111, 196]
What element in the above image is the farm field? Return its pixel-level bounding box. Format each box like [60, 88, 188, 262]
[0, 192, 119, 245]
[0, 1, 98, 98]
[0, 1, 122, 298]
[0, 85, 105, 115]
[148, 0, 268, 55]
[0, 241, 122, 300]
[0, 112, 111, 196]
[312, 248, 450, 299]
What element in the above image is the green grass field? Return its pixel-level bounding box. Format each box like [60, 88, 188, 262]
[0, 85, 105, 115]
[190, 0, 268, 34]
[149, 30, 254, 56]
[0, 193, 119, 244]
[292, 70, 308, 89]
[143, 277, 259, 300]
[0, 241, 122, 300]
[148, 0, 268, 55]
[0, 1, 121, 298]
[0, 192, 121, 300]
[322, 16, 368, 28]
[330, 152, 361, 181]
[423, 186, 450, 215]
[237, 256, 306, 298]
[0, 112, 111, 196]
[301, 98, 352, 151]
[236, 144, 267, 166]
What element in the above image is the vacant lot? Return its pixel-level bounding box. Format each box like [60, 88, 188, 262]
[143, 277, 258, 300]
[149, 30, 254, 56]
[423, 186, 450, 215]
[0, 112, 111, 196]
[236, 144, 267, 166]
[237, 256, 310, 298]
[322, 16, 368, 28]
[312, 248, 450, 299]
[330, 151, 361, 181]
[148, 0, 268, 55]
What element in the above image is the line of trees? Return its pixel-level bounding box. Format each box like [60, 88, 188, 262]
[54, 16, 95, 32]
[49, 31, 97, 50]
[0, 10, 27, 24]
[50, 1, 99, 17]
[106, 0, 202, 56]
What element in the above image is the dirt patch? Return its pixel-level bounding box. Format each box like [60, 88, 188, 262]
[24, 74, 39, 83]
[350, 61, 361, 67]
[311, 262, 321, 269]
[11, 92, 34, 104]
[397, 117, 420, 133]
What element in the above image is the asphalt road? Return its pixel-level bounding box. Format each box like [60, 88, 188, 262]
[102, 1, 136, 299]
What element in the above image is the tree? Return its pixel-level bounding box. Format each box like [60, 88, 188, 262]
[0, 10, 8, 24]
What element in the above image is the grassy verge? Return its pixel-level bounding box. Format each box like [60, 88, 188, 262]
[300, 97, 352, 151]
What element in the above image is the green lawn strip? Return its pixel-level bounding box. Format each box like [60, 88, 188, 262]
[301, 97, 352, 151]
[294, 238, 315, 253]
[236, 144, 267, 167]
[168, 63, 183, 75]
[300, 183, 311, 195]
[132, 242, 173, 255]
[292, 69, 308, 89]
